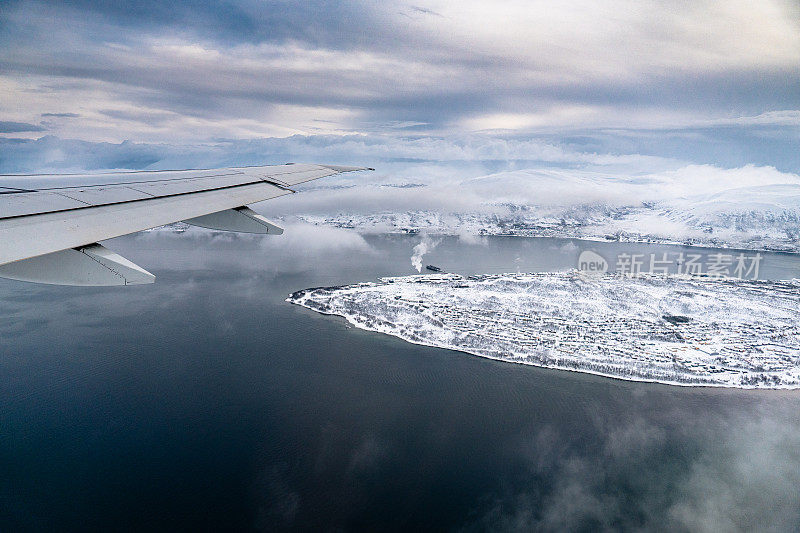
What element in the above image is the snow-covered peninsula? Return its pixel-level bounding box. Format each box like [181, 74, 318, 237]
[288, 272, 800, 388]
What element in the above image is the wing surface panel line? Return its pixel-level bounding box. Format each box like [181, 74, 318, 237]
[0, 179, 277, 221]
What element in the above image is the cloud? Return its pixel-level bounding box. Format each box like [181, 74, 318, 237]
[0, 132, 673, 174]
[112, 221, 375, 286]
[701, 110, 800, 128]
[667, 415, 800, 532]
[0, 121, 45, 133]
[464, 399, 800, 532]
[137, 220, 373, 255]
[0, 0, 797, 143]
[457, 227, 487, 245]
[258, 221, 373, 255]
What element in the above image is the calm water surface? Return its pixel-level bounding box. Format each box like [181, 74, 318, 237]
[1, 232, 799, 531]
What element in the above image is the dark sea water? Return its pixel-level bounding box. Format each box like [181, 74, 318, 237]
[1, 231, 800, 532]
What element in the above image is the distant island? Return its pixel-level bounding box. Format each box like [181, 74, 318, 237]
[288, 272, 800, 389]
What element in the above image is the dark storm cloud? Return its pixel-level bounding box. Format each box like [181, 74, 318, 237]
[0, 121, 45, 133]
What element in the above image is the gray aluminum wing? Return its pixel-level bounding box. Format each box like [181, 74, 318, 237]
[0, 163, 370, 285]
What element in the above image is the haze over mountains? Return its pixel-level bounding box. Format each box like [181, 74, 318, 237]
[282, 164, 800, 253]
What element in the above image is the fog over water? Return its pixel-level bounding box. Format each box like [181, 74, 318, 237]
[2, 231, 799, 531]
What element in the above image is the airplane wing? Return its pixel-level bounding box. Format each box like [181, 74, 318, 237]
[0, 163, 371, 286]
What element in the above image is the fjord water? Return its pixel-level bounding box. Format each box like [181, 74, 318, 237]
[2, 232, 799, 531]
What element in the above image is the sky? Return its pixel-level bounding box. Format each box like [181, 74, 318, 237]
[0, 0, 798, 174]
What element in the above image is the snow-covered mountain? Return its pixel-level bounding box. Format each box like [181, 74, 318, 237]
[285, 165, 800, 252]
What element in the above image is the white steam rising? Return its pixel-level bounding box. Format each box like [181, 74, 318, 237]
[411, 233, 439, 272]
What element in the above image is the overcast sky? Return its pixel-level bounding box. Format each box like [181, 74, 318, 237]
[0, 0, 798, 173]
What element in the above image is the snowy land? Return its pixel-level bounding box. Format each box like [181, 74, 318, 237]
[288, 272, 800, 389]
[282, 165, 800, 253]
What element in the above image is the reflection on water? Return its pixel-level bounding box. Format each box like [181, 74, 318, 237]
[1, 232, 799, 531]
